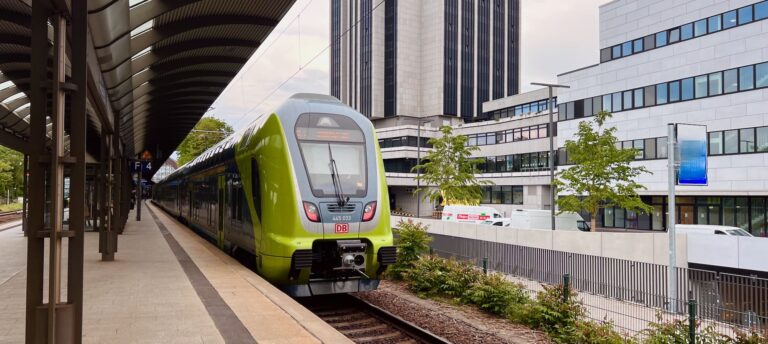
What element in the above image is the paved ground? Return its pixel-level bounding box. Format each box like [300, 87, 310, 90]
[0, 203, 349, 344]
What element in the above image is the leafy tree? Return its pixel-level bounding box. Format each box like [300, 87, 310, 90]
[176, 117, 233, 166]
[412, 126, 492, 206]
[0, 145, 24, 200]
[554, 111, 652, 231]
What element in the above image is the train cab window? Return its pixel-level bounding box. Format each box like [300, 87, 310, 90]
[295, 113, 368, 198]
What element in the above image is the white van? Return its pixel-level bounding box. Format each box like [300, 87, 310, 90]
[674, 224, 754, 237]
[505, 209, 590, 231]
[441, 205, 501, 224]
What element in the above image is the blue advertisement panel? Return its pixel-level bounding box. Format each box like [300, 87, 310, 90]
[676, 124, 707, 185]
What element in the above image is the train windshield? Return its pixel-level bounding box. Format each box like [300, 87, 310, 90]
[296, 113, 367, 198]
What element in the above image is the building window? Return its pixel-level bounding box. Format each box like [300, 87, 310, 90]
[681, 78, 694, 100]
[612, 45, 621, 59]
[724, 129, 738, 154]
[694, 75, 708, 98]
[694, 19, 707, 36]
[757, 1, 768, 20]
[758, 127, 768, 152]
[740, 128, 755, 153]
[633, 88, 643, 108]
[709, 132, 723, 155]
[633, 38, 643, 53]
[443, 0, 458, 116]
[739, 5, 753, 25]
[621, 41, 632, 56]
[384, 0, 397, 117]
[757, 62, 768, 88]
[622, 91, 632, 110]
[657, 137, 668, 158]
[655, 31, 667, 47]
[708, 71, 722, 95]
[723, 68, 738, 93]
[611, 92, 621, 112]
[723, 10, 737, 29]
[670, 80, 681, 102]
[680, 23, 693, 40]
[708, 15, 722, 33]
[656, 83, 668, 104]
[740, 65, 755, 90]
[669, 27, 680, 42]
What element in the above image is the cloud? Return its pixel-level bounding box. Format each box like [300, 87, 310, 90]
[210, 0, 612, 131]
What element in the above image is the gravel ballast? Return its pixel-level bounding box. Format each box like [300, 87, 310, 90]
[356, 280, 551, 344]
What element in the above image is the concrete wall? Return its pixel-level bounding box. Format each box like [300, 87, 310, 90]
[392, 216, 689, 267]
[688, 234, 768, 271]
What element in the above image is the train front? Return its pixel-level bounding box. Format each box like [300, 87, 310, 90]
[280, 97, 395, 296]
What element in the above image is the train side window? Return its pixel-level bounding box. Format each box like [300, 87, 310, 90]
[251, 159, 261, 219]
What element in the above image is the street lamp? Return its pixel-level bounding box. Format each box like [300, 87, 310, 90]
[530, 82, 570, 231]
[415, 118, 429, 218]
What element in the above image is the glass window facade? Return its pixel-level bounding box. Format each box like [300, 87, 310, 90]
[557, 61, 768, 121]
[600, 2, 767, 62]
[481, 185, 524, 205]
[598, 196, 768, 236]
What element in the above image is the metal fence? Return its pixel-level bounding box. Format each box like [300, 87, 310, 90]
[428, 233, 768, 340]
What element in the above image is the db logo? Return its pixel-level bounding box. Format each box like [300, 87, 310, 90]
[334, 223, 349, 234]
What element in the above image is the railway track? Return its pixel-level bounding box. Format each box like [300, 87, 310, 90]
[0, 210, 21, 221]
[300, 293, 451, 344]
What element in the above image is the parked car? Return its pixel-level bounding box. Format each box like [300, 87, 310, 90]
[674, 224, 754, 237]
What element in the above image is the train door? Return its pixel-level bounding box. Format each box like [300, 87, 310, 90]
[217, 175, 225, 249]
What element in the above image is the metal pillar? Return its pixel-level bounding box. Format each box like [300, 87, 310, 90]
[22, 154, 28, 235]
[416, 120, 422, 218]
[113, 117, 124, 235]
[99, 133, 116, 261]
[530, 82, 570, 231]
[24, 1, 49, 341]
[667, 123, 678, 313]
[26, 1, 88, 341]
[136, 158, 142, 221]
[68, 0, 88, 339]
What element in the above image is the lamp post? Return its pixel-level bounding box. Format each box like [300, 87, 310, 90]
[531, 82, 570, 231]
[415, 118, 428, 218]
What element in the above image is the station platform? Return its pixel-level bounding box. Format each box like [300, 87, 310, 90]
[0, 202, 351, 344]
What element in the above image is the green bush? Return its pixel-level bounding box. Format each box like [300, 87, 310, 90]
[389, 219, 432, 279]
[638, 315, 733, 344]
[509, 284, 585, 342]
[440, 258, 483, 299]
[569, 320, 629, 344]
[734, 330, 768, 344]
[463, 273, 530, 315]
[403, 255, 451, 297]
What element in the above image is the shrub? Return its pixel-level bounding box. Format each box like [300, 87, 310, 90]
[734, 330, 768, 344]
[389, 219, 432, 279]
[403, 255, 451, 297]
[569, 320, 630, 344]
[439, 258, 483, 300]
[463, 273, 530, 315]
[638, 314, 732, 344]
[509, 284, 585, 342]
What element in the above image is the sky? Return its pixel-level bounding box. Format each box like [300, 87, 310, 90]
[207, 0, 613, 132]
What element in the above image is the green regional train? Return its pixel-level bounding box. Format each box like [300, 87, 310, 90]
[152, 94, 396, 296]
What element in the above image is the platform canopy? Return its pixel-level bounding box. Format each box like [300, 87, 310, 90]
[0, 0, 295, 171]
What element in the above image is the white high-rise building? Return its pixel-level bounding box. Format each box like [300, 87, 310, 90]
[555, 0, 768, 234]
[330, 0, 520, 120]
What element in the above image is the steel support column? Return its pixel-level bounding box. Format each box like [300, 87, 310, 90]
[24, 1, 49, 341]
[22, 154, 28, 236]
[113, 114, 124, 235]
[26, 0, 88, 341]
[98, 132, 115, 261]
[68, 0, 88, 339]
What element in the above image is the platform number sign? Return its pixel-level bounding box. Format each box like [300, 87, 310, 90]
[334, 223, 349, 234]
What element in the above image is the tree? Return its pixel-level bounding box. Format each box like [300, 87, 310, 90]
[0, 145, 24, 201]
[554, 111, 652, 231]
[176, 117, 233, 166]
[412, 126, 492, 206]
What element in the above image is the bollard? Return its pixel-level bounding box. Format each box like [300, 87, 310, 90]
[688, 299, 697, 344]
[563, 274, 571, 302]
[482, 257, 488, 275]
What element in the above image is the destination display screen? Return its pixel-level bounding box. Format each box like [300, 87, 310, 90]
[295, 113, 365, 143]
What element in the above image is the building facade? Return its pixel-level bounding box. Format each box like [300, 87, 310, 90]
[375, 88, 556, 217]
[555, 0, 768, 235]
[330, 0, 520, 120]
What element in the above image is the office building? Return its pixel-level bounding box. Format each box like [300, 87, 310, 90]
[555, 0, 768, 235]
[330, 0, 520, 120]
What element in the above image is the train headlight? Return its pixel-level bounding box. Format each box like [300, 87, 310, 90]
[362, 201, 377, 222]
[303, 201, 321, 222]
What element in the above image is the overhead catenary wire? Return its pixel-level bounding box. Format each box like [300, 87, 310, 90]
[230, 0, 387, 129]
